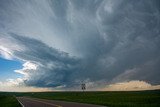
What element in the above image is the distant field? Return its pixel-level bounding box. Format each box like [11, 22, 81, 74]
[15, 90, 160, 107]
[0, 93, 20, 107]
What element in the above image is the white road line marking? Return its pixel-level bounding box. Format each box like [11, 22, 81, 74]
[22, 97, 62, 107]
[17, 98, 25, 107]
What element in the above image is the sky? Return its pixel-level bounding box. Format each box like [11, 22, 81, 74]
[0, 57, 22, 80]
[0, 0, 160, 92]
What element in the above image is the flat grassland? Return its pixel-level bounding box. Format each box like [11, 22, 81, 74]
[0, 93, 20, 107]
[15, 90, 160, 107]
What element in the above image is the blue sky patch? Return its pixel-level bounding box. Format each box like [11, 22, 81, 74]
[0, 57, 23, 81]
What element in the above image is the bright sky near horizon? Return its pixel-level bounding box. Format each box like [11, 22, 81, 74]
[0, 0, 160, 92]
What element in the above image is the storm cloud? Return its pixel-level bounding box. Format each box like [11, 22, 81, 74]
[0, 0, 160, 90]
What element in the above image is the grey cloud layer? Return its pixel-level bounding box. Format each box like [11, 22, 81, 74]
[0, 0, 160, 88]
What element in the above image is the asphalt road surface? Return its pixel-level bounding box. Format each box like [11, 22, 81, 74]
[16, 97, 106, 107]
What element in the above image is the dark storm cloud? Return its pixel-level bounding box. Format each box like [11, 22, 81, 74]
[0, 0, 160, 88]
[8, 33, 80, 87]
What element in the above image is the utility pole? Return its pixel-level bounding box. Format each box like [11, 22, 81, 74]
[81, 83, 86, 92]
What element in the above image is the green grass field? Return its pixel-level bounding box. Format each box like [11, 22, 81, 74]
[14, 90, 160, 107]
[0, 93, 21, 107]
[0, 90, 160, 107]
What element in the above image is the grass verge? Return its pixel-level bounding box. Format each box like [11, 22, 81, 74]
[0, 93, 21, 107]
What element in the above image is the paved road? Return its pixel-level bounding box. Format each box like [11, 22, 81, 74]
[17, 97, 106, 107]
